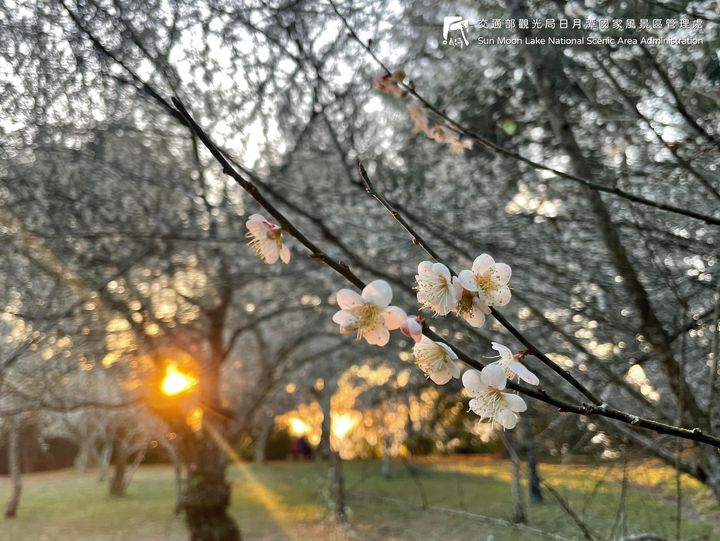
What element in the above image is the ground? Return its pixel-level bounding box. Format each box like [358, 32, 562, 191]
[0, 457, 717, 540]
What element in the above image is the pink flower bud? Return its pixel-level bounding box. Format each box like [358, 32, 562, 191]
[400, 315, 424, 342]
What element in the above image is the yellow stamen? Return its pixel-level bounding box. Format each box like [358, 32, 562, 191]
[355, 303, 381, 340]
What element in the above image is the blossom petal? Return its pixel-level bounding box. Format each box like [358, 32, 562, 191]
[472, 254, 495, 275]
[401, 316, 424, 342]
[363, 324, 390, 346]
[491, 286, 512, 306]
[262, 244, 279, 264]
[437, 342, 458, 360]
[481, 363, 507, 390]
[432, 262, 452, 283]
[452, 277, 464, 298]
[332, 310, 356, 327]
[498, 408, 518, 429]
[468, 398, 486, 417]
[246, 214, 269, 233]
[336, 289, 363, 310]
[510, 361, 539, 386]
[429, 368, 453, 385]
[463, 307, 485, 328]
[503, 393, 527, 413]
[491, 342, 513, 362]
[474, 296, 491, 315]
[279, 244, 291, 264]
[435, 293, 458, 316]
[417, 261, 434, 275]
[382, 306, 407, 330]
[462, 369, 487, 395]
[457, 270, 478, 292]
[494, 263, 512, 285]
[362, 280, 393, 307]
[448, 360, 461, 379]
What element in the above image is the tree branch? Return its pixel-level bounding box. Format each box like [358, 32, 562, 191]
[171, 97, 720, 449]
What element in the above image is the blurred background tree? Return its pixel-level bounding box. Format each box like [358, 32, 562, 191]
[1, 0, 719, 538]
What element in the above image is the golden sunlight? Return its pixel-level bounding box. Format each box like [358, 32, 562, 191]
[287, 417, 310, 437]
[161, 362, 197, 396]
[332, 413, 358, 440]
[186, 406, 204, 432]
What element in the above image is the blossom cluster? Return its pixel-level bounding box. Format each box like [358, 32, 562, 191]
[416, 254, 511, 327]
[243, 214, 536, 430]
[330, 254, 536, 430]
[407, 101, 473, 155]
[371, 71, 473, 155]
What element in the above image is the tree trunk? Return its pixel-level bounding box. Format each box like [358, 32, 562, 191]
[317, 392, 332, 460]
[181, 304, 241, 541]
[75, 439, 91, 475]
[312, 384, 346, 522]
[97, 440, 113, 482]
[381, 432, 392, 480]
[4, 416, 22, 519]
[509, 0, 720, 503]
[109, 439, 128, 497]
[123, 446, 147, 492]
[161, 440, 184, 515]
[254, 415, 273, 465]
[328, 451, 347, 523]
[501, 431, 527, 524]
[179, 427, 241, 541]
[509, 0, 702, 425]
[520, 403, 542, 503]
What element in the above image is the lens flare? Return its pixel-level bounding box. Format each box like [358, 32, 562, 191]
[161, 362, 197, 396]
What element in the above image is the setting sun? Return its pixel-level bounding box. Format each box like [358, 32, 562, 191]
[161, 363, 197, 396]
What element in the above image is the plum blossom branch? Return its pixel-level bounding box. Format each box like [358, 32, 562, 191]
[357, 160, 602, 406]
[61, 0, 720, 447]
[170, 98, 720, 449]
[355, 160, 720, 443]
[171, 98, 366, 291]
[328, 0, 720, 227]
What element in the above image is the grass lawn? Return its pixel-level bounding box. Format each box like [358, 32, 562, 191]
[0, 458, 717, 540]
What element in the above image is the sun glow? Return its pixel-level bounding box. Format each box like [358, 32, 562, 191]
[332, 413, 357, 440]
[287, 417, 310, 437]
[161, 363, 197, 396]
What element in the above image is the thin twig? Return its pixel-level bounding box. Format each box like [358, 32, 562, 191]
[541, 479, 599, 541]
[328, 0, 720, 227]
[171, 98, 720, 449]
[357, 159, 602, 406]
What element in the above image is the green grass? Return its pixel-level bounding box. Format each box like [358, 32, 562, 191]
[0, 458, 717, 540]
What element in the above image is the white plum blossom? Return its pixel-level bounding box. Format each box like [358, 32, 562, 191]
[457, 254, 512, 307]
[412, 336, 461, 384]
[416, 261, 458, 316]
[332, 280, 406, 346]
[488, 342, 539, 386]
[462, 369, 527, 430]
[452, 277, 489, 328]
[400, 315, 424, 343]
[245, 214, 290, 264]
